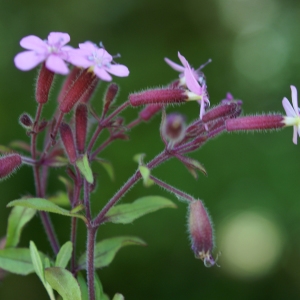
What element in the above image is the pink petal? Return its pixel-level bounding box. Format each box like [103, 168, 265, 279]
[184, 65, 202, 95]
[97, 48, 112, 62]
[199, 99, 206, 120]
[14, 51, 46, 71]
[79, 41, 98, 52]
[68, 49, 92, 68]
[290, 85, 299, 116]
[164, 57, 185, 72]
[94, 67, 112, 81]
[20, 35, 47, 52]
[178, 52, 189, 68]
[106, 64, 129, 77]
[47, 32, 70, 46]
[282, 98, 296, 117]
[293, 126, 298, 144]
[45, 55, 69, 74]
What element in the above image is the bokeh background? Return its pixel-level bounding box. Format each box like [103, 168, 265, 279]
[1, 0, 300, 299]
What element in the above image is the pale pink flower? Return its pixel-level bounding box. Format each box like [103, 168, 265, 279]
[14, 32, 73, 75]
[68, 42, 129, 81]
[165, 52, 210, 119]
[282, 85, 300, 145]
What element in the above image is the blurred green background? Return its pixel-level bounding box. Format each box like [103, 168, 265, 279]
[1, 0, 300, 299]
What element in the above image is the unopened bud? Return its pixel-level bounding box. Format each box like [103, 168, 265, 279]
[139, 104, 162, 121]
[75, 103, 88, 154]
[103, 83, 119, 116]
[35, 63, 55, 104]
[202, 101, 242, 123]
[0, 154, 22, 180]
[188, 200, 217, 267]
[59, 123, 77, 164]
[129, 88, 190, 107]
[162, 113, 186, 144]
[19, 113, 33, 129]
[226, 115, 284, 131]
[59, 70, 96, 113]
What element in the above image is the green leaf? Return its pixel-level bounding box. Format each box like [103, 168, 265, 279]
[0, 248, 42, 275]
[7, 198, 87, 223]
[77, 273, 89, 300]
[0, 145, 12, 153]
[5, 206, 36, 248]
[76, 153, 93, 184]
[48, 191, 70, 207]
[30, 241, 55, 300]
[133, 153, 145, 164]
[9, 141, 32, 153]
[55, 241, 73, 268]
[78, 236, 146, 270]
[112, 294, 124, 300]
[95, 158, 114, 181]
[139, 165, 154, 187]
[94, 272, 104, 300]
[45, 267, 82, 300]
[104, 196, 177, 224]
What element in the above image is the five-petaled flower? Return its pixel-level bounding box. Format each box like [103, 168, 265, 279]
[282, 85, 300, 145]
[165, 52, 210, 119]
[68, 41, 129, 81]
[14, 32, 73, 75]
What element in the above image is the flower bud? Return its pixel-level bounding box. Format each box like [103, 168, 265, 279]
[103, 83, 119, 116]
[226, 115, 284, 131]
[75, 103, 88, 154]
[35, 63, 55, 104]
[129, 88, 190, 107]
[19, 113, 33, 129]
[59, 123, 77, 164]
[162, 113, 186, 144]
[188, 200, 217, 267]
[0, 154, 22, 180]
[59, 70, 96, 113]
[139, 104, 162, 121]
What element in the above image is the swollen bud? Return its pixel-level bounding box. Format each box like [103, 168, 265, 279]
[162, 113, 186, 145]
[35, 63, 55, 104]
[75, 103, 88, 154]
[188, 200, 217, 267]
[0, 154, 22, 180]
[19, 113, 33, 129]
[59, 123, 77, 164]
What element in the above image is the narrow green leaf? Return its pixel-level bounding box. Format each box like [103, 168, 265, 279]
[71, 204, 85, 214]
[9, 141, 32, 153]
[139, 165, 154, 187]
[76, 153, 93, 184]
[94, 272, 104, 300]
[55, 241, 73, 268]
[45, 267, 82, 300]
[104, 196, 177, 224]
[30, 241, 55, 300]
[78, 236, 146, 270]
[112, 294, 125, 300]
[5, 206, 36, 248]
[7, 198, 87, 223]
[48, 192, 70, 207]
[133, 153, 145, 164]
[95, 158, 115, 181]
[0, 248, 38, 275]
[0, 145, 12, 153]
[77, 273, 89, 300]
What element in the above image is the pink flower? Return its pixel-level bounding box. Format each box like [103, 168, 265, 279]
[282, 85, 300, 145]
[165, 52, 210, 119]
[68, 42, 129, 81]
[14, 32, 73, 75]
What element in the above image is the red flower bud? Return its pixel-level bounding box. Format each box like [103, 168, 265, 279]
[188, 200, 217, 267]
[35, 63, 55, 104]
[0, 154, 22, 180]
[129, 88, 189, 107]
[139, 104, 162, 121]
[226, 115, 284, 131]
[19, 113, 33, 129]
[75, 103, 88, 154]
[103, 83, 119, 116]
[59, 70, 96, 113]
[59, 123, 77, 164]
[162, 113, 186, 144]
